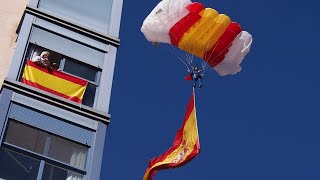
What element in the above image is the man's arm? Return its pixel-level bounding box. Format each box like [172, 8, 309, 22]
[31, 56, 44, 66]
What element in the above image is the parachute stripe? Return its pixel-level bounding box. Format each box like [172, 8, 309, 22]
[177, 8, 219, 57]
[204, 22, 242, 67]
[169, 2, 205, 46]
[178, 9, 231, 58]
[213, 31, 253, 76]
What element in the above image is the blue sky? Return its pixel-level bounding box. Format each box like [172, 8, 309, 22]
[101, 0, 320, 179]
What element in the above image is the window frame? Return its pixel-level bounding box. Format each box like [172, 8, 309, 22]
[5, 120, 90, 168]
[2, 119, 88, 177]
[2, 143, 87, 176]
[21, 25, 104, 108]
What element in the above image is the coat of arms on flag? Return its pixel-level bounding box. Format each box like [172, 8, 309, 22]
[143, 90, 200, 180]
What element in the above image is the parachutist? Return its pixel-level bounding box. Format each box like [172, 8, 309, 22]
[188, 66, 204, 89]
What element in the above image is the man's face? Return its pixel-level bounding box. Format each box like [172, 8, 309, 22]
[42, 54, 50, 61]
[42, 54, 49, 58]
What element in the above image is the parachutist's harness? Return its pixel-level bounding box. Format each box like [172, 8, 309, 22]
[188, 66, 204, 88]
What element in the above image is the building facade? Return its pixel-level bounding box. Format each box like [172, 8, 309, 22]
[0, 0, 122, 179]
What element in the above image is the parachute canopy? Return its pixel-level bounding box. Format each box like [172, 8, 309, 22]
[141, 0, 253, 76]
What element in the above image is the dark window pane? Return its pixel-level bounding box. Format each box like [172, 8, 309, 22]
[5, 121, 47, 155]
[0, 148, 40, 180]
[82, 83, 96, 107]
[5, 121, 88, 169]
[63, 58, 97, 82]
[48, 135, 88, 169]
[42, 164, 84, 180]
[25, 44, 62, 71]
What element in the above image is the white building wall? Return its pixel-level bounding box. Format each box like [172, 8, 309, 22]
[0, 0, 28, 84]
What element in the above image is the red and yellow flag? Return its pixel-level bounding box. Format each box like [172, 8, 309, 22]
[143, 90, 200, 180]
[22, 60, 88, 103]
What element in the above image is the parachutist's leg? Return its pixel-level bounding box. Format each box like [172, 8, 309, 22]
[198, 77, 203, 88]
[193, 77, 198, 88]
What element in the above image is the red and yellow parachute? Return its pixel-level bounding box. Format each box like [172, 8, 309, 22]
[141, 0, 253, 76]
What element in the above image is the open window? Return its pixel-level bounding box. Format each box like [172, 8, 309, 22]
[21, 26, 104, 108]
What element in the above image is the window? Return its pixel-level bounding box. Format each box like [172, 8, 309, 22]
[5, 120, 47, 155]
[5, 121, 88, 170]
[63, 58, 97, 82]
[42, 163, 84, 180]
[0, 148, 40, 180]
[24, 43, 100, 107]
[38, 0, 113, 34]
[48, 135, 87, 169]
[22, 26, 105, 108]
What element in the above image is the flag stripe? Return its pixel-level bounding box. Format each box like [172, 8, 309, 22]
[26, 60, 87, 86]
[21, 78, 82, 103]
[143, 90, 200, 180]
[22, 63, 87, 100]
[22, 60, 87, 103]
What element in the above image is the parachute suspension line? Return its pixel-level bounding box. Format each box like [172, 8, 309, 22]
[165, 0, 181, 59]
[202, 29, 213, 70]
[168, 31, 193, 70]
[168, 46, 190, 69]
[204, 30, 243, 69]
[168, 42, 190, 67]
[176, 5, 193, 70]
[178, 9, 196, 69]
[168, 38, 190, 69]
[202, 40, 213, 71]
[206, 38, 233, 67]
[187, 42, 196, 66]
[167, 3, 188, 67]
[202, 39, 221, 70]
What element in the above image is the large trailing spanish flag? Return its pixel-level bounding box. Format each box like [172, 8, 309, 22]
[143, 90, 200, 180]
[22, 60, 88, 103]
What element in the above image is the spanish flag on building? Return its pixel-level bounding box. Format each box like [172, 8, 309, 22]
[143, 90, 200, 180]
[22, 60, 88, 103]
